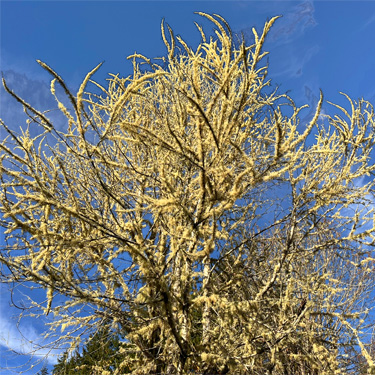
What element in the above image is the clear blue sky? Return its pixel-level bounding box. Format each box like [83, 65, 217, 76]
[1, 1, 375, 374]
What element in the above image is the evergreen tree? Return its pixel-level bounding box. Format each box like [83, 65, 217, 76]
[53, 327, 129, 375]
[36, 366, 49, 375]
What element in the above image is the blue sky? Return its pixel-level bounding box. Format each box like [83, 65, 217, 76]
[1, 1, 375, 374]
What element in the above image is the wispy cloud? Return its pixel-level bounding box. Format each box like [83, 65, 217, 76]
[271, 44, 320, 79]
[1, 70, 53, 125]
[0, 287, 60, 370]
[358, 12, 375, 32]
[233, 0, 318, 84]
[1, 69, 74, 137]
[267, 0, 317, 44]
[235, 1, 317, 44]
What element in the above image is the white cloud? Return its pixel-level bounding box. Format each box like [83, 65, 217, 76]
[266, 0, 317, 45]
[358, 12, 375, 32]
[270, 44, 320, 79]
[1, 69, 77, 143]
[0, 288, 60, 367]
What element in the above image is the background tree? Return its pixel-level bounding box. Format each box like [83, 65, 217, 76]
[36, 366, 49, 375]
[52, 326, 128, 375]
[1, 12, 375, 374]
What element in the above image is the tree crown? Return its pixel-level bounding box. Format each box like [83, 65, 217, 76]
[1, 12, 375, 374]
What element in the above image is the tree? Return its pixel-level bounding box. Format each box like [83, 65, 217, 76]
[36, 366, 49, 375]
[1, 12, 375, 374]
[348, 330, 375, 374]
[52, 326, 128, 375]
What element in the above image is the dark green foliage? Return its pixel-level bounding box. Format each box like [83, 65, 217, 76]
[36, 366, 49, 375]
[52, 327, 128, 374]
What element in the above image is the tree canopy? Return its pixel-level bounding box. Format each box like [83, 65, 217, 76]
[1, 12, 375, 374]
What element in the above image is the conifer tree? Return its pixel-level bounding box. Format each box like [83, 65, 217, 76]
[36, 366, 49, 375]
[52, 327, 127, 375]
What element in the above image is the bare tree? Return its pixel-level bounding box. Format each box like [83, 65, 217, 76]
[1, 12, 374, 374]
